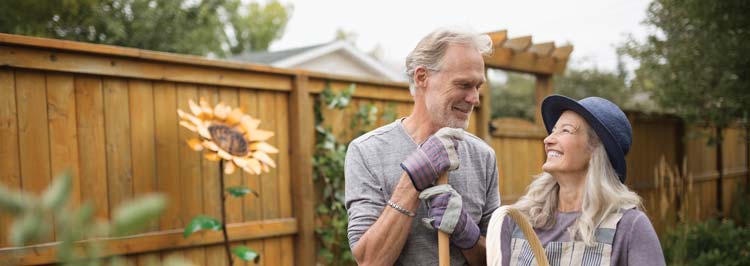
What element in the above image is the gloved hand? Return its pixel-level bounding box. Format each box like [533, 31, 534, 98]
[400, 127, 463, 191]
[420, 186, 480, 250]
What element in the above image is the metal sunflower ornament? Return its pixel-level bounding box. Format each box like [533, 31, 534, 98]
[178, 98, 272, 265]
[178, 98, 278, 175]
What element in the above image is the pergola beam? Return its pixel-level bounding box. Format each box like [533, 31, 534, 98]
[482, 30, 573, 75]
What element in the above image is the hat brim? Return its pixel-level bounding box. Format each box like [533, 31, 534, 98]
[541, 95, 627, 182]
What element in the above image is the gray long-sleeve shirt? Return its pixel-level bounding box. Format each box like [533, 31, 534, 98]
[499, 209, 666, 266]
[345, 119, 500, 265]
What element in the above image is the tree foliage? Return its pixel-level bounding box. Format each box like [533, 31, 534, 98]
[489, 71, 536, 121]
[0, 0, 293, 57]
[554, 68, 631, 108]
[620, 0, 750, 128]
[490, 67, 632, 121]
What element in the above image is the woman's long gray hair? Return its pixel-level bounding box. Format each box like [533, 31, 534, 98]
[512, 126, 642, 245]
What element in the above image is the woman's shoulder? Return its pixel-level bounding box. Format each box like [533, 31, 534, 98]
[620, 208, 650, 224]
[617, 208, 657, 236]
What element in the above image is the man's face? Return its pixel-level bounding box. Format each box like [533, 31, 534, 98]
[423, 44, 485, 129]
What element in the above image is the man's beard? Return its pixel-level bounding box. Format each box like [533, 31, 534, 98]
[427, 101, 471, 129]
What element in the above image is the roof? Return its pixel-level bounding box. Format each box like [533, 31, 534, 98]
[233, 42, 331, 64]
[232, 40, 404, 81]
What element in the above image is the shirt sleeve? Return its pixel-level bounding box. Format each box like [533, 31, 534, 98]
[344, 142, 385, 250]
[478, 151, 501, 235]
[624, 211, 666, 266]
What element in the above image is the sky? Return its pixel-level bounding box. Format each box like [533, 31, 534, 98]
[269, 0, 654, 74]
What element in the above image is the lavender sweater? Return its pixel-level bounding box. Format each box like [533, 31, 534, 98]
[499, 209, 666, 266]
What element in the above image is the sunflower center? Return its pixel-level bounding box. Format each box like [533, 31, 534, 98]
[208, 124, 249, 156]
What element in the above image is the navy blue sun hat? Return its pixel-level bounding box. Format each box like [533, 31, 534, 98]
[541, 95, 632, 182]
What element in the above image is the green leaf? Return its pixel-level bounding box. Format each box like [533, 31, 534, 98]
[226, 186, 259, 197]
[232, 245, 260, 262]
[112, 194, 167, 236]
[182, 215, 222, 238]
[10, 210, 47, 246]
[42, 170, 72, 210]
[0, 186, 28, 215]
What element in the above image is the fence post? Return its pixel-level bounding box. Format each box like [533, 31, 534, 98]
[289, 72, 316, 266]
[533, 74, 553, 126]
[476, 67, 491, 141]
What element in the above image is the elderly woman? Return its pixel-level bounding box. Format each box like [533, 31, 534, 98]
[489, 95, 665, 266]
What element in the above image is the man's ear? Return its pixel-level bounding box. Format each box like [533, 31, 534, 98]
[414, 66, 429, 90]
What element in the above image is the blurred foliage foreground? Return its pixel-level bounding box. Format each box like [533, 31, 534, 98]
[0, 171, 196, 266]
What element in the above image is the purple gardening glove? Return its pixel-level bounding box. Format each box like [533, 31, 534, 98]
[401, 127, 463, 191]
[420, 186, 480, 250]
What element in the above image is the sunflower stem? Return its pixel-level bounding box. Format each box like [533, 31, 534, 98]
[219, 160, 234, 266]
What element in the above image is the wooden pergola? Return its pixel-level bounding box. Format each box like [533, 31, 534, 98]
[475, 30, 573, 140]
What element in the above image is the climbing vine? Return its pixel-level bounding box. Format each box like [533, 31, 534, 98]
[313, 83, 396, 265]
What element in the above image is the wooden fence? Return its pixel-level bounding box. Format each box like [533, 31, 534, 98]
[490, 113, 749, 235]
[0, 33, 747, 265]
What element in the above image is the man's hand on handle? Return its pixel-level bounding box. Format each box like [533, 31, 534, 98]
[400, 127, 464, 191]
[420, 186, 481, 250]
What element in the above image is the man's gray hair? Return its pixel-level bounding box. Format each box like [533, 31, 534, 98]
[405, 26, 493, 96]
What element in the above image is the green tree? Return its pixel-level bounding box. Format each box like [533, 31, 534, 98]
[0, 0, 292, 57]
[228, 0, 293, 54]
[490, 71, 536, 121]
[621, 0, 750, 213]
[554, 67, 631, 108]
[490, 66, 634, 122]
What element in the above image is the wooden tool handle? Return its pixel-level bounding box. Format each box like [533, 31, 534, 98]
[437, 172, 450, 266]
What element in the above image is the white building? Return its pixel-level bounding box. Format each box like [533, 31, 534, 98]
[233, 40, 404, 81]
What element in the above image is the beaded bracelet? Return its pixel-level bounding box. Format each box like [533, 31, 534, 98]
[387, 200, 416, 217]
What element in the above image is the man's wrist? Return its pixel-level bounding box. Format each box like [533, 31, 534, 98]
[387, 200, 416, 217]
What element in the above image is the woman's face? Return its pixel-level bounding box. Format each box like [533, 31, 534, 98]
[542, 111, 592, 178]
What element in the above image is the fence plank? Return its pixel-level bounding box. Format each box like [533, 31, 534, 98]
[128, 79, 158, 231]
[103, 78, 134, 214]
[217, 87, 244, 224]
[75, 75, 109, 219]
[0, 68, 21, 247]
[46, 73, 82, 208]
[276, 93, 294, 265]
[153, 82, 182, 230]
[175, 84, 206, 265]
[16, 70, 54, 243]
[196, 86, 225, 265]
[258, 90, 281, 266]
[238, 89, 262, 222]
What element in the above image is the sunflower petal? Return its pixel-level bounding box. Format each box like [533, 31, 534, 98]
[226, 108, 245, 126]
[189, 99, 203, 116]
[204, 152, 221, 161]
[250, 142, 278, 154]
[262, 163, 270, 173]
[179, 121, 197, 132]
[247, 158, 262, 175]
[217, 149, 233, 160]
[199, 99, 214, 118]
[233, 157, 248, 169]
[224, 162, 236, 175]
[180, 112, 205, 130]
[253, 151, 276, 168]
[214, 103, 230, 120]
[186, 138, 203, 151]
[241, 166, 257, 175]
[198, 124, 212, 139]
[202, 140, 220, 151]
[247, 129, 274, 142]
[240, 116, 261, 132]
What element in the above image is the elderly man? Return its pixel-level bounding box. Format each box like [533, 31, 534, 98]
[345, 27, 500, 265]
